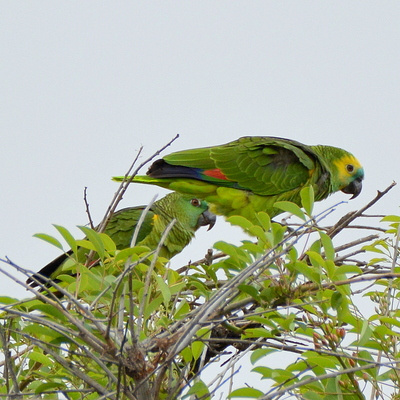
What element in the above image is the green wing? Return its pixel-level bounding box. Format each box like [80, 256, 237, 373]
[104, 206, 155, 249]
[163, 137, 319, 195]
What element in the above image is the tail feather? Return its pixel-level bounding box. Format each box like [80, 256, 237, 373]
[148, 159, 203, 180]
[27, 251, 71, 288]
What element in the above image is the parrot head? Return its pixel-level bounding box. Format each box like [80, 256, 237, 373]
[334, 153, 364, 199]
[165, 193, 216, 232]
[314, 146, 364, 199]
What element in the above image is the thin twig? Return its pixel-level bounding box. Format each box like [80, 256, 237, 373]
[29, 336, 120, 400]
[98, 134, 179, 236]
[260, 361, 384, 400]
[104, 251, 155, 340]
[86, 135, 178, 269]
[333, 234, 380, 253]
[84, 186, 95, 229]
[327, 182, 396, 238]
[137, 219, 177, 335]
[0, 324, 22, 399]
[177, 251, 226, 274]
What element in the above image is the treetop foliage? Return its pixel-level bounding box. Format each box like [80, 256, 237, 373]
[1, 143, 399, 400]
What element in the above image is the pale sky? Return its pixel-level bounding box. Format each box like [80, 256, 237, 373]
[1, 2, 400, 396]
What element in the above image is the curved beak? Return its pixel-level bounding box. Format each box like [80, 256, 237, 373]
[197, 210, 217, 231]
[341, 177, 363, 199]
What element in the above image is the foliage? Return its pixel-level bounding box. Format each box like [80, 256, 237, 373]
[1, 183, 400, 400]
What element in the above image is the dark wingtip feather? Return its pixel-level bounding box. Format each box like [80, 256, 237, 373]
[26, 252, 70, 288]
[147, 159, 202, 180]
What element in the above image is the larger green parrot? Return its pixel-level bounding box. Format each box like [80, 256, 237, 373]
[27, 192, 216, 288]
[113, 136, 364, 223]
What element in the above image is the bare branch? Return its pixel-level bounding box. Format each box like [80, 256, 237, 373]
[97, 134, 179, 236]
[83, 186, 95, 229]
[327, 182, 396, 238]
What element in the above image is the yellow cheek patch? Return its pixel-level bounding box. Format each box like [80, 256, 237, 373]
[334, 155, 363, 183]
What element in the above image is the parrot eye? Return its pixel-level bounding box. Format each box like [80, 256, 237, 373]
[191, 198, 201, 207]
[346, 164, 354, 173]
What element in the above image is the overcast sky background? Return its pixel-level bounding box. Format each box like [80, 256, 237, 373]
[1, 2, 400, 396]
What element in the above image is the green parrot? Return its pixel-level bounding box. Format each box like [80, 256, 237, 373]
[113, 136, 364, 223]
[27, 192, 216, 288]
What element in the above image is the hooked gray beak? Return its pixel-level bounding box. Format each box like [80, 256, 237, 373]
[341, 177, 363, 199]
[198, 210, 216, 231]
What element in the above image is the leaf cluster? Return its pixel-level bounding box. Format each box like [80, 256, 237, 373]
[1, 184, 400, 400]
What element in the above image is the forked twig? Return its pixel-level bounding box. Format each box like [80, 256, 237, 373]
[97, 134, 179, 236]
[327, 182, 396, 238]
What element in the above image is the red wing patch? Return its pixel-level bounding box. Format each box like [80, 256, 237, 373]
[203, 168, 229, 180]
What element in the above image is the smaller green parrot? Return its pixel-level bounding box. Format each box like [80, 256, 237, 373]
[113, 136, 364, 223]
[27, 192, 216, 288]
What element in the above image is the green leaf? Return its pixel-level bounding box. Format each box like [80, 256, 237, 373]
[180, 346, 192, 363]
[243, 327, 272, 339]
[214, 241, 238, 257]
[303, 391, 324, 400]
[271, 222, 287, 243]
[303, 351, 339, 368]
[28, 351, 54, 367]
[238, 284, 261, 302]
[227, 215, 254, 230]
[214, 241, 250, 266]
[155, 275, 171, 306]
[53, 224, 78, 255]
[381, 215, 400, 222]
[357, 350, 377, 378]
[144, 295, 163, 320]
[33, 304, 68, 322]
[378, 316, 400, 329]
[0, 296, 19, 305]
[68, 271, 90, 293]
[241, 242, 264, 255]
[309, 239, 321, 254]
[294, 260, 320, 283]
[362, 245, 385, 254]
[192, 327, 211, 360]
[115, 246, 151, 263]
[99, 233, 117, 253]
[23, 324, 64, 340]
[228, 388, 264, 398]
[250, 348, 275, 364]
[256, 211, 271, 231]
[319, 231, 335, 261]
[331, 291, 343, 310]
[78, 226, 105, 260]
[274, 201, 306, 221]
[252, 366, 273, 378]
[324, 378, 341, 400]
[184, 381, 210, 399]
[300, 185, 314, 215]
[174, 300, 190, 319]
[57, 274, 77, 285]
[307, 251, 326, 268]
[247, 225, 268, 239]
[169, 281, 186, 295]
[34, 382, 65, 394]
[356, 319, 374, 346]
[33, 233, 63, 250]
[270, 368, 295, 383]
[333, 265, 362, 279]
